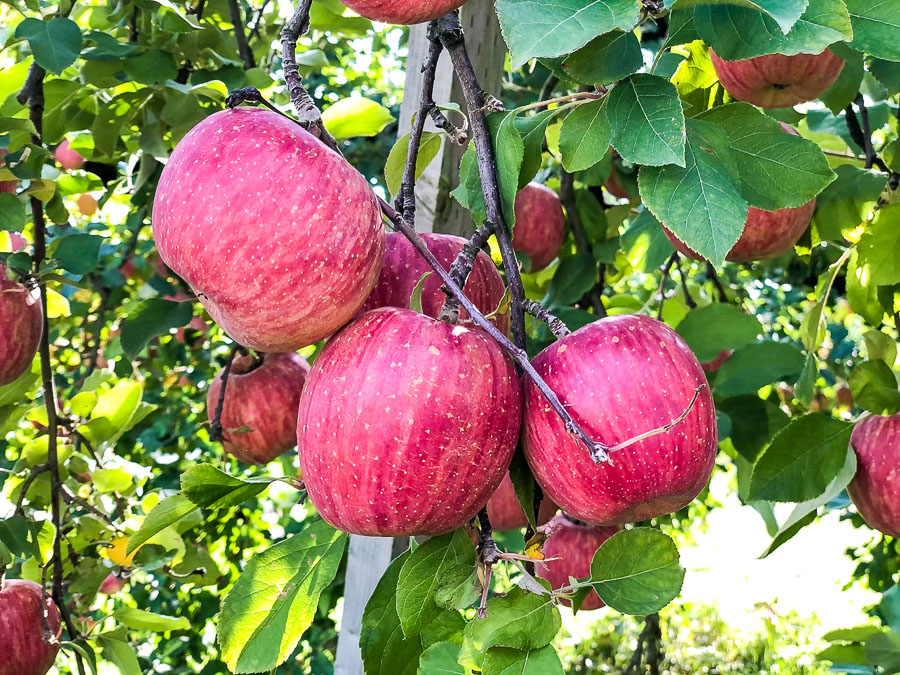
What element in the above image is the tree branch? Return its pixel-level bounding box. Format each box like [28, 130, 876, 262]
[674, 255, 695, 309]
[228, 0, 256, 70]
[209, 343, 243, 443]
[560, 170, 606, 317]
[437, 223, 492, 324]
[845, 98, 890, 174]
[522, 299, 570, 339]
[706, 262, 729, 303]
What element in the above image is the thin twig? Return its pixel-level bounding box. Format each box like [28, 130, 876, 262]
[560, 170, 605, 316]
[476, 507, 500, 619]
[674, 256, 695, 308]
[514, 91, 600, 114]
[14, 464, 50, 514]
[228, 0, 256, 69]
[607, 385, 705, 454]
[654, 253, 678, 319]
[706, 262, 729, 303]
[523, 299, 570, 339]
[209, 343, 242, 443]
[845, 100, 890, 174]
[438, 224, 492, 323]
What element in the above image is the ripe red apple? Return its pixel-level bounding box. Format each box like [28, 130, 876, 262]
[340, 0, 468, 24]
[486, 473, 558, 531]
[98, 573, 125, 595]
[604, 149, 635, 200]
[847, 413, 900, 537]
[512, 183, 566, 272]
[0, 264, 42, 386]
[0, 578, 61, 675]
[297, 307, 522, 536]
[207, 352, 310, 465]
[710, 49, 845, 108]
[76, 193, 98, 216]
[0, 148, 17, 194]
[54, 140, 85, 170]
[701, 349, 732, 372]
[523, 314, 717, 525]
[152, 107, 385, 352]
[359, 232, 508, 334]
[537, 514, 620, 610]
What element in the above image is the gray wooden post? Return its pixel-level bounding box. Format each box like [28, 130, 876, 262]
[334, 3, 504, 673]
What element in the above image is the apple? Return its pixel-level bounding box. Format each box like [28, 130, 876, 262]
[701, 349, 732, 372]
[604, 149, 636, 201]
[76, 193, 98, 216]
[536, 514, 620, 610]
[512, 183, 566, 272]
[297, 307, 522, 536]
[835, 383, 853, 408]
[486, 473, 558, 531]
[98, 573, 125, 595]
[207, 352, 310, 465]
[0, 231, 26, 253]
[152, 107, 385, 352]
[0, 578, 61, 675]
[359, 232, 508, 334]
[523, 314, 717, 526]
[340, 0, 468, 24]
[0, 148, 17, 194]
[847, 413, 900, 537]
[0, 263, 42, 386]
[54, 140, 85, 170]
[710, 49, 845, 108]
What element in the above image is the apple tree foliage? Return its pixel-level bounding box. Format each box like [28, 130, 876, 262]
[0, 0, 898, 673]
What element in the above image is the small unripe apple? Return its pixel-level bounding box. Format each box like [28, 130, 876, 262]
[486, 473, 558, 531]
[98, 573, 125, 595]
[359, 232, 508, 334]
[0, 263, 42, 386]
[76, 193, 98, 216]
[523, 314, 717, 526]
[512, 183, 566, 272]
[207, 352, 310, 465]
[152, 108, 385, 352]
[0, 578, 61, 675]
[701, 349, 732, 372]
[341, 0, 468, 24]
[298, 307, 522, 536]
[847, 413, 900, 537]
[54, 140, 85, 170]
[537, 514, 620, 610]
[710, 49, 845, 108]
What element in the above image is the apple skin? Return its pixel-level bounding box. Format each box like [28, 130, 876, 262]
[0, 578, 61, 675]
[523, 314, 717, 526]
[359, 232, 508, 334]
[152, 107, 385, 352]
[297, 307, 522, 536]
[207, 352, 310, 465]
[537, 514, 620, 610]
[341, 0, 467, 24]
[512, 183, 566, 272]
[0, 263, 42, 386]
[98, 573, 125, 595]
[54, 140, 85, 170]
[710, 49, 844, 109]
[847, 413, 900, 537]
[76, 193, 98, 216]
[486, 473, 558, 531]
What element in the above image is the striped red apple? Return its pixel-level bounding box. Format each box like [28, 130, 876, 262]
[0, 578, 61, 675]
[847, 413, 900, 537]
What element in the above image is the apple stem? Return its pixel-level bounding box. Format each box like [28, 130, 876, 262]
[673, 256, 696, 309]
[706, 262, 729, 303]
[606, 384, 707, 455]
[522, 299, 570, 339]
[209, 343, 246, 443]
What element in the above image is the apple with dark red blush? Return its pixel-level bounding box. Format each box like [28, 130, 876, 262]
[341, 0, 468, 25]
[512, 183, 566, 272]
[486, 474, 558, 531]
[0, 578, 61, 675]
[847, 413, 900, 537]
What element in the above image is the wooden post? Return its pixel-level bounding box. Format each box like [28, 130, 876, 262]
[333, 3, 505, 673]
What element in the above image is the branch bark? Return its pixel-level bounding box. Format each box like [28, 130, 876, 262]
[228, 0, 256, 70]
[560, 170, 606, 317]
[209, 343, 243, 443]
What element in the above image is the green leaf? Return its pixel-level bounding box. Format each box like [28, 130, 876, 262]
[452, 144, 486, 225]
[857, 205, 900, 286]
[120, 298, 193, 360]
[547, 30, 643, 86]
[419, 642, 464, 675]
[850, 360, 900, 414]
[495, 0, 641, 68]
[748, 414, 853, 502]
[180, 464, 275, 509]
[80, 380, 145, 445]
[607, 74, 686, 168]
[714, 341, 805, 398]
[482, 645, 565, 675]
[761, 446, 857, 557]
[676, 303, 763, 362]
[127, 494, 198, 555]
[847, 249, 886, 326]
[51, 233, 104, 275]
[812, 165, 887, 244]
[639, 118, 748, 267]
[113, 606, 190, 632]
[543, 253, 596, 306]
[865, 631, 900, 672]
[458, 589, 560, 669]
[621, 209, 675, 273]
[408, 272, 432, 314]
[870, 58, 900, 92]
[508, 449, 536, 529]
[396, 530, 475, 638]
[800, 248, 851, 353]
[718, 396, 790, 462]
[321, 98, 395, 141]
[516, 109, 559, 188]
[863, 329, 898, 365]
[123, 50, 178, 85]
[848, 0, 900, 62]
[821, 45, 865, 115]
[590, 528, 685, 615]
[15, 18, 83, 74]
[97, 632, 141, 675]
[697, 103, 835, 210]
[92, 468, 132, 494]
[559, 100, 611, 172]
[488, 112, 525, 231]
[672, 0, 809, 33]
[217, 520, 347, 673]
[0, 194, 27, 232]
[385, 131, 442, 195]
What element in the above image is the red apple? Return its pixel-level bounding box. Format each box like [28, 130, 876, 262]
[537, 514, 620, 610]
[98, 573, 125, 595]
[152, 108, 385, 352]
[359, 232, 508, 334]
[486, 473, 558, 531]
[847, 413, 900, 537]
[207, 352, 310, 465]
[701, 349, 732, 372]
[76, 193, 98, 216]
[0, 578, 61, 675]
[512, 183, 566, 272]
[297, 307, 522, 536]
[604, 149, 635, 200]
[54, 140, 85, 170]
[0, 148, 17, 194]
[0, 263, 42, 386]
[341, 0, 468, 24]
[710, 49, 845, 108]
[8, 232, 26, 251]
[523, 314, 717, 526]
